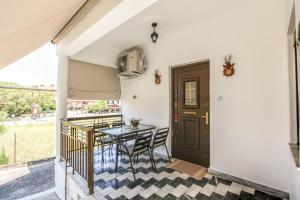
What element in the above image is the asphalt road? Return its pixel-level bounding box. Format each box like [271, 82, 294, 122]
[0, 161, 55, 200]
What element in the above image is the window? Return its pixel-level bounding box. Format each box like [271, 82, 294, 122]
[184, 81, 197, 106]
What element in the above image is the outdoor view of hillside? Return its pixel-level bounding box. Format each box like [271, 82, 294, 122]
[0, 81, 121, 165]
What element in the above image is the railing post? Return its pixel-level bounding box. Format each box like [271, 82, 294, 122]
[87, 129, 94, 194]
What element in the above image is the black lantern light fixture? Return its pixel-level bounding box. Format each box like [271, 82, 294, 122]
[151, 22, 158, 43]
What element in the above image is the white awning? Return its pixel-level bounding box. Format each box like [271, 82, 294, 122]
[0, 0, 86, 69]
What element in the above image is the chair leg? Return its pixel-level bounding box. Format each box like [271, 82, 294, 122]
[164, 143, 171, 162]
[115, 144, 119, 173]
[101, 146, 104, 166]
[128, 156, 136, 181]
[148, 149, 156, 172]
[109, 144, 114, 162]
[109, 144, 113, 162]
[150, 149, 157, 172]
[134, 155, 139, 164]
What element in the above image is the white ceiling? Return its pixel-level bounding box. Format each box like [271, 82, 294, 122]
[0, 0, 86, 68]
[72, 0, 252, 67]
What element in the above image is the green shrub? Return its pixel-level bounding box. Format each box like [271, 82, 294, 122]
[0, 148, 9, 165]
[0, 119, 7, 165]
[87, 101, 108, 113]
[0, 124, 5, 136]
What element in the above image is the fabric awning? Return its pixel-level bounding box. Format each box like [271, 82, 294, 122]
[0, 0, 86, 69]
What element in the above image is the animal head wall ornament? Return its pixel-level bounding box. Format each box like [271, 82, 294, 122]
[155, 69, 161, 85]
[223, 55, 235, 77]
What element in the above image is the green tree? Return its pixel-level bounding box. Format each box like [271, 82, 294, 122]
[39, 92, 56, 111]
[0, 82, 56, 117]
[1, 89, 32, 117]
[87, 101, 108, 113]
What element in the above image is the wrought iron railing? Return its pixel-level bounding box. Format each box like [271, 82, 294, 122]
[60, 114, 123, 195]
[60, 120, 94, 194]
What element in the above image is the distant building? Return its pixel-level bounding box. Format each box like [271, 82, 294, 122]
[31, 84, 56, 91]
[68, 100, 94, 109]
[67, 100, 121, 112]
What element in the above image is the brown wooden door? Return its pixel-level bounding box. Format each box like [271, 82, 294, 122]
[171, 61, 210, 167]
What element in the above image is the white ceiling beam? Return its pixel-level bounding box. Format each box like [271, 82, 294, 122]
[60, 0, 159, 56]
[51, 0, 100, 44]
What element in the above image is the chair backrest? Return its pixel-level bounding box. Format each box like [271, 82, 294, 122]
[112, 120, 125, 128]
[132, 131, 153, 155]
[119, 132, 137, 143]
[93, 123, 110, 145]
[152, 128, 169, 148]
[93, 122, 109, 131]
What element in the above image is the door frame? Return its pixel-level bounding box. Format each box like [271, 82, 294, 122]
[169, 59, 210, 166]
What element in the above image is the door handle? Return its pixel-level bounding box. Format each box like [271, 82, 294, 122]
[201, 112, 209, 125]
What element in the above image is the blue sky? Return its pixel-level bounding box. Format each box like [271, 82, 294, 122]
[0, 43, 57, 87]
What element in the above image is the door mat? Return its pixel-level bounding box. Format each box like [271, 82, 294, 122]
[168, 159, 207, 179]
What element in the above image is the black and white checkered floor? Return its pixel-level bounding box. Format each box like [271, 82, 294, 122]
[93, 149, 284, 200]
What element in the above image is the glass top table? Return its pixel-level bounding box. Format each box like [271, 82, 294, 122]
[101, 124, 156, 137]
[100, 124, 156, 172]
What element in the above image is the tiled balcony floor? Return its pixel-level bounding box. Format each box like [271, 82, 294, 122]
[93, 149, 284, 200]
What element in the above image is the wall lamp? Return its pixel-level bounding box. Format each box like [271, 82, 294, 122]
[151, 22, 158, 43]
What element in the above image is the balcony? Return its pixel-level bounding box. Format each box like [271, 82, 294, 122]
[59, 114, 288, 200]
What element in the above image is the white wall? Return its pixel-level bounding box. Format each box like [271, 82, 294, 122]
[121, 0, 292, 192]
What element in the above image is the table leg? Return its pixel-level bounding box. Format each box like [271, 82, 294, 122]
[115, 142, 119, 172]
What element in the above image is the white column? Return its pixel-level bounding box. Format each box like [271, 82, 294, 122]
[56, 55, 69, 161]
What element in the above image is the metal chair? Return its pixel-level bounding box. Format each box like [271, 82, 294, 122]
[117, 131, 155, 180]
[93, 122, 110, 147]
[115, 131, 137, 168]
[112, 120, 126, 128]
[150, 128, 171, 170]
[93, 123, 113, 165]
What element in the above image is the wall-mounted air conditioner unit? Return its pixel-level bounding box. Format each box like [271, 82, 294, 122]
[117, 47, 147, 77]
